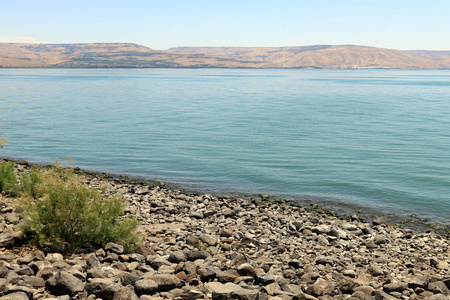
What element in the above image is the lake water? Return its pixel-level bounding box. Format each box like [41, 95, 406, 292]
[0, 69, 449, 225]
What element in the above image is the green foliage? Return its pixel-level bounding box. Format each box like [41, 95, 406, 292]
[21, 167, 139, 252]
[0, 161, 19, 195]
[19, 166, 42, 199]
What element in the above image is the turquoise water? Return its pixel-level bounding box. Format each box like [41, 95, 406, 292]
[0, 69, 449, 224]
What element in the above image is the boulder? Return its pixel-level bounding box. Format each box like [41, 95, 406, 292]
[134, 279, 158, 295]
[146, 274, 183, 292]
[85, 278, 121, 300]
[105, 242, 124, 254]
[45, 271, 85, 296]
[0, 233, 14, 249]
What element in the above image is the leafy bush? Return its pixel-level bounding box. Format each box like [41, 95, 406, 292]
[21, 167, 139, 252]
[19, 166, 42, 199]
[0, 161, 19, 195]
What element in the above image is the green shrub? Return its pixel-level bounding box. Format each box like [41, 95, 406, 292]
[0, 161, 19, 195]
[19, 166, 42, 199]
[21, 167, 139, 252]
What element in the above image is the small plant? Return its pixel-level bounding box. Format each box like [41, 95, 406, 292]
[444, 225, 450, 237]
[21, 167, 139, 252]
[0, 161, 19, 195]
[260, 194, 270, 201]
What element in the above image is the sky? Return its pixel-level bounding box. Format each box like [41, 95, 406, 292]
[1, 0, 449, 50]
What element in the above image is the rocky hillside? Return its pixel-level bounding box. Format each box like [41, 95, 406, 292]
[1, 43, 450, 69]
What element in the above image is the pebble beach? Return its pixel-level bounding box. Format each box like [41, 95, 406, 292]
[0, 161, 449, 300]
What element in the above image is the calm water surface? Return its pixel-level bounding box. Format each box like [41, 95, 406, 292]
[0, 69, 449, 224]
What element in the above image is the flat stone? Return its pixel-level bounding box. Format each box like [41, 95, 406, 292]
[105, 242, 124, 254]
[87, 268, 108, 279]
[206, 282, 259, 300]
[219, 270, 240, 283]
[0, 292, 29, 300]
[423, 295, 449, 300]
[383, 281, 408, 293]
[315, 256, 334, 265]
[146, 274, 183, 292]
[354, 286, 374, 295]
[436, 261, 449, 270]
[199, 234, 217, 246]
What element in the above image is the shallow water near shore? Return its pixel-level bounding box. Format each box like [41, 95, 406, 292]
[1, 69, 449, 225]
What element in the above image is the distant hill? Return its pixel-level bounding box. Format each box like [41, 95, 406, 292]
[1, 43, 449, 69]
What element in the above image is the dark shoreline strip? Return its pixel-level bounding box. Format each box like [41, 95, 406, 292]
[1, 156, 449, 234]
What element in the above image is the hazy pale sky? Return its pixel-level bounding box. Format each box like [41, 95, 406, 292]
[1, 0, 449, 50]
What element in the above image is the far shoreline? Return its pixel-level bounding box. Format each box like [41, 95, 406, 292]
[2, 156, 448, 235]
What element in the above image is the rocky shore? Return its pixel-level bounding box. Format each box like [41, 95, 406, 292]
[0, 165, 449, 300]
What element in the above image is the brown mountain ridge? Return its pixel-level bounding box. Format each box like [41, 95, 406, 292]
[1, 43, 449, 69]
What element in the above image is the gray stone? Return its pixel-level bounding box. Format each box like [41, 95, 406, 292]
[0, 292, 29, 300]
[292, 293, 320, 300]
[189, 212, 204, 219]
[121, 273, 140, 286]
[374, 235, 388, 245]
[0, 233, 14, 248]
[429, 281, 450, 296]
[85, 278, 121, 300]
[11, 275, 45, 288]
[87, 268, 108, 279]
[146, 274, 183, 292]
[423, 295, 449, 300]
[46, 271, 85, 296]
[408, 275, 429, 289]
[134, 279, 158, 295]
[237, 263, 255, 276]
[263, 282, 281, 295]
[373, 291, 402, 300]
[315, 256, 334, 265]
[5, 212, 20, 224]
[149, 257, 170, 270]
[283, 284, 303, 295]
[197, 266, 216, 282]
[354, 286, 374, 295]
[220, 229, 233, 237]
[219, 270, 240, 283]
[105, 242, 124, 254]
[199, 234, 217, 246]
[186, 250, 208, 261]
[383, 281, 408, 293]
[206, 282, 259, 300]
[168, 251, 186, 263]
[86, 253, 101, 269]
[113, 286, 139, 300]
